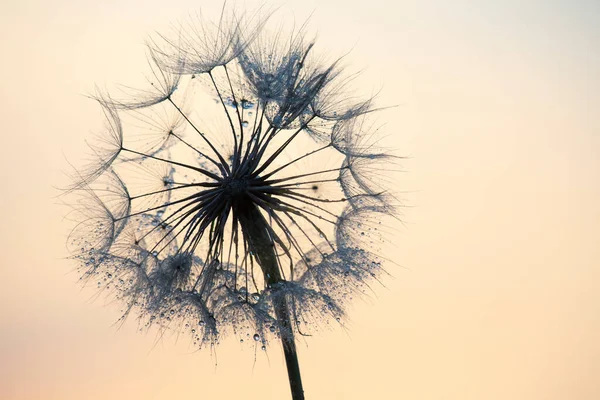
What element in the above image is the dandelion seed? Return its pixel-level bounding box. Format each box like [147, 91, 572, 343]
[65, 5, 399, 400]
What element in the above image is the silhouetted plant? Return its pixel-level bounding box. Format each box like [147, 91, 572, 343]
[66, 5, 398, 399]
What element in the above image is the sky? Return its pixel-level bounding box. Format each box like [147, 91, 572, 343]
[0, 0, 599, 399]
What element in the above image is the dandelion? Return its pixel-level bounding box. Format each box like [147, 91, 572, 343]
[66, 5, 399, 400]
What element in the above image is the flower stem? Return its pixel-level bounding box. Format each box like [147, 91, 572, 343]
[241, 203, 305, 400]
[273, 297, 305, 400]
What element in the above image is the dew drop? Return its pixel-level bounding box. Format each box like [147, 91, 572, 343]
[253, 333, 260, 341]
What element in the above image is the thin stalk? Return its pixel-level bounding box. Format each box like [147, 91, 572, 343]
[241, 203, 305, 400]
[273, 300, 304, 400]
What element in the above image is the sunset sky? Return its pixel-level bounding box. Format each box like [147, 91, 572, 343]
[1, 1, 598, 399]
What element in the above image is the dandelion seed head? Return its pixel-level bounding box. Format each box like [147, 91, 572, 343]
[66, 5, 399, 351]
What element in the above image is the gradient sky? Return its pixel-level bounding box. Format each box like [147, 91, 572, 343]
[1, 1, 599, 399]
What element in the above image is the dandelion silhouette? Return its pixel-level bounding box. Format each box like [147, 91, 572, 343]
[66, 6, 398, 400]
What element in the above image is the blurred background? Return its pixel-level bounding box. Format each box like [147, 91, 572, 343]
[1, 0, 598, 399]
